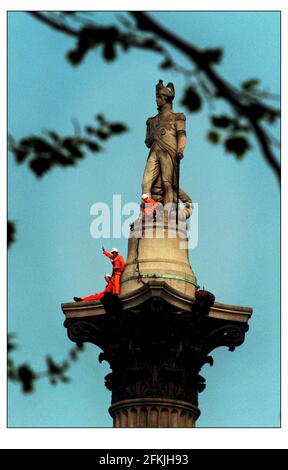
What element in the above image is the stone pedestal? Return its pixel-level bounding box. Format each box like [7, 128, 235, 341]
[62, 219, 252, 427]
[121, 219, 197, 298]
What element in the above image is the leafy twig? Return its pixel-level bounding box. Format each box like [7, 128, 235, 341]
[8, 334, 86, 393]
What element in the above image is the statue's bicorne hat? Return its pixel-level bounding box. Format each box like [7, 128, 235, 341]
[156, 80, 175, 99]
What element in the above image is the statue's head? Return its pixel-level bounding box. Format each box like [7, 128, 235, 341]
[156, 80, 175, 103]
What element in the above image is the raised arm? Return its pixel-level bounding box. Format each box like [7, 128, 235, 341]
[102, 246, 113, 260]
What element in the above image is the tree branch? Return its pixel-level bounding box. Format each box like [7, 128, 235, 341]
[249, 120, 280, 183]
[29, 12, 78, 37]
[28, 11, 280, 185]
[130, 12, 280, 184]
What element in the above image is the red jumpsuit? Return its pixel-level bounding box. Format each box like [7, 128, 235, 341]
[143, 197, 161, 219]
[82, 278, 113, 302]
[103, 250, 125, 295]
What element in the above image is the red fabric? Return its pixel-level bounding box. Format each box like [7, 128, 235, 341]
[82, 279, 113, 302]
[143, 198, 159, 217]
[145, 197, 158, 207]
[112, 254, 125, 272]
[82, 293, 104, 302]
[103, 250, 125, 273]
[103, 250, 125, 294]
[111, 256, 125, 294]
[103, 249, 114, 260]
[112, 272, 122, 295]
[195, 290, 208, 297]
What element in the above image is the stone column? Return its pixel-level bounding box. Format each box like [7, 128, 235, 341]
[110, 398, 199, 428]
[63, 286, 251, 428]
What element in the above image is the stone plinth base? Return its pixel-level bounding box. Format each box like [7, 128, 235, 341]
[110, 398, 200, 428]
[121, 220, 197, 298]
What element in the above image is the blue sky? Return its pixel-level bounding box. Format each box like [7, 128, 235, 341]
[8, 11, 280, 428]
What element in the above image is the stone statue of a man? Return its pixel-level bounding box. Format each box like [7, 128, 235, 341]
[142, 80, 190, 209]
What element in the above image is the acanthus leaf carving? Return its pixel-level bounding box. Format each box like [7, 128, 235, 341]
[64, 295, 249, 405]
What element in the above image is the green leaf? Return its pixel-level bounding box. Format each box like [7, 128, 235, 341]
[96, 130, 110, 140]
[10, 114, 128, 177]
[46, 355, 63, 375]
[224, 135, 251, 158]
[17, 364, 37, 393]
[200, 48, 223, 64]
[211, 115, 233, 128]
[181, 86, 202, 113]
[7, 336, 17, 351]
[14, 148, 29, 163]
[70, 349, 77, 361]
[109, 123, 128, 134]
[207, 131, 220, 144]
[62, 361, 69, 371]
[23, 137, 53, 153]
[60, 376, 71, 383]
[69, 343, 84, 361]
[8, 221, 16, 248]
[103, 41, 116, 61]
[85, 141, 102, 152]
[117, 14, 133, 30]
[263, 112, 277, 124]
[8, 364, 18, 381]
[29, 157, 53, 177]
[95, 114, 106, 125]
[67, 49, 83, 66]
[85, 126, 98, 135]
[159, 58, 173, 70]
[52, 153, 75, 167]
[241, 79, 260, 91]
[62, 138, 83, 158]
[46, 131, 61, 142]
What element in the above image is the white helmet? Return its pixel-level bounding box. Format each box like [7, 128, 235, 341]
[111, 247, 119, 253]
[141, 193, 149, 200]
[105, 273, 112, 279]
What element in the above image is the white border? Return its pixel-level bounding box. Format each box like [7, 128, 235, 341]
[1, 0, 286, 450]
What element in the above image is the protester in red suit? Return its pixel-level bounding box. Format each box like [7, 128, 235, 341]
[141, 193, 162, 221]
[102, 247, 125, 295]
[74, 274, 113, 302]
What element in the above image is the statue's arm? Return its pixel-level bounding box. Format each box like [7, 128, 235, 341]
[175, 114, 187, 157]
[145, 118, 153, 148]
